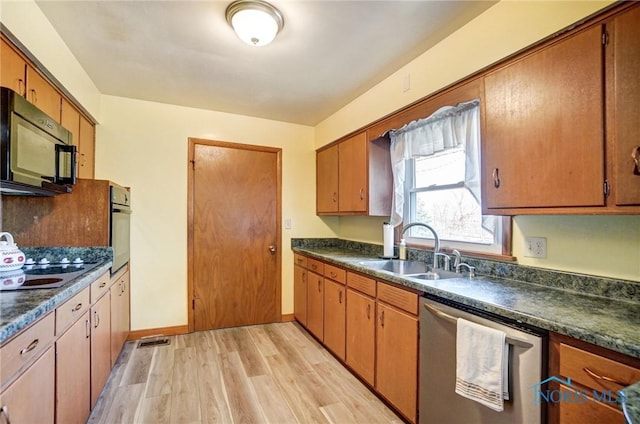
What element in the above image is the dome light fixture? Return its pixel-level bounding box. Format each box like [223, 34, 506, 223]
[225, 0, 284, 47]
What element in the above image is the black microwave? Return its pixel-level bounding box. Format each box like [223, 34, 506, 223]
[1, 87, 76, 196]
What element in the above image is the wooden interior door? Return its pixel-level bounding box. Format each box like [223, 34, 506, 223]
[189, 139, 281, 331]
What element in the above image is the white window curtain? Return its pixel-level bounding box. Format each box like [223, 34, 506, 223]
[388, 99, 492, 232]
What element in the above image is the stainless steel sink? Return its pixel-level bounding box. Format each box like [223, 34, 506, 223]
[361, 259, 428, 275]
[406, 270, 463, 280]
[360, 260, 464, 280]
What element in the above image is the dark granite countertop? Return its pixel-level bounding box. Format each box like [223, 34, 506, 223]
[0, 247, 113, 345]
[292, 239, 640, 423]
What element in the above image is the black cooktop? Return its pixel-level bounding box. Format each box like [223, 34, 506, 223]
[0, 262, 101, 291]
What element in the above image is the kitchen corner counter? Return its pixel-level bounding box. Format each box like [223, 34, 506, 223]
[0, 247, 113, 345]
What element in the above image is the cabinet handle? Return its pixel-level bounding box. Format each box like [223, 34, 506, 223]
[359, 188, 365, 200]
[122, 281, 126, 294]
[583, 367, 628, 387]
[19, 339, 39, 355]
[366, 303, 371, 320]
[30, 88, 37, 104]
[317, 279, 322, 292]
[94, 310, 100, 329]
[86, 319, 91, 339]
[330, 271, 337, 278]
[72, 303, 83, 312]
[492, 168, 500, 188]
[1, 405, 11, 424]
[332, 192, 337, 203]
[632, 146, 640, 175]
[99, 281, 107, 288]
[380, 310, 385, 328]
[302, 271, 306, 283]
[338, 290, 343, 304]
[18, 79, 24, 97]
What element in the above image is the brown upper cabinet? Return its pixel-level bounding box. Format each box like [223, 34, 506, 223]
[609, 5, 640, 206]
[316, 131, 392, 216]
[25, 64, 62, 123]
[482, 3, 640, 214]
[1, 38, 27, 96]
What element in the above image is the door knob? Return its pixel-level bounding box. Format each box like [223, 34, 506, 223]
[268, 245, 277, 254]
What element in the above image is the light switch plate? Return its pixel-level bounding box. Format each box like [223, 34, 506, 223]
[284, 218, 292, 229]
[524, 237, 547, 258]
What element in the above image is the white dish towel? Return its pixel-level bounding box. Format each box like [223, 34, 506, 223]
[455, 318, 509, 412]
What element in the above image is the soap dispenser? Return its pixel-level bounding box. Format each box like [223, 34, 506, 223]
[399, 239, 407, 260]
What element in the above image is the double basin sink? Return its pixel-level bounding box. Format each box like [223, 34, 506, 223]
[360, 259, 463, 280]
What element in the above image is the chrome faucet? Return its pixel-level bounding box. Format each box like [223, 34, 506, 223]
[401, 222, 440, 270]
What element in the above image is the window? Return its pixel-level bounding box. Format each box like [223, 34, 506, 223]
[403, 148, 504, 255]
[389, 99, 509, 256]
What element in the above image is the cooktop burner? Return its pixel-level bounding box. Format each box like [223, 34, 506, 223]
[0, 260, 102, 291]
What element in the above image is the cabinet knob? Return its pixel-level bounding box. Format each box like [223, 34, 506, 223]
[492, 168, 501, 188]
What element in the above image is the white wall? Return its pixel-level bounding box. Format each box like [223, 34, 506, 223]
[96, 96, 335, 330]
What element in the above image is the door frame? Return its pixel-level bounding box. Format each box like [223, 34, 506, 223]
[187, 137, 282, 332]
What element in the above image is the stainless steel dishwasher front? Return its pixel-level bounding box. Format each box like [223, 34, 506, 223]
[419, 297, 546, 424]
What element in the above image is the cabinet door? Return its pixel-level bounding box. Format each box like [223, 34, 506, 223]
[91, 293, 112, 408]
[484, 25, 605, 209]
[317, 145, 339, 213]
[79, 114, 96, 179]
[323, 279, 346, 360]
[26, 64, 61, 123]
[0, 347, 55, 424]
[306, 271, 324, 341]
[0, 38, 26, 95]
[110, 271, 130, 366]
[611, 5, 640, 205]
[56, 310, 91, 424]
[345, 288, 375, 386]
[61, 98, 80, 145]
[338, 132, 368, 212]
[294, 264, 307, 326]
[376, 303, 418, 423]
[556, 384, 623, 423]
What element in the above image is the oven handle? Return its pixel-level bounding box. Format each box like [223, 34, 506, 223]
[423, 302, 533, 349]
[112, 208, 132, 214]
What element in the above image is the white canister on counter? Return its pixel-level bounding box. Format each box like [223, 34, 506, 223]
[0, 232, 26, 272]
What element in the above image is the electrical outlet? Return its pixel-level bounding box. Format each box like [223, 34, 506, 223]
[524, 237, 547, 258]
[284, 218, 292, 229]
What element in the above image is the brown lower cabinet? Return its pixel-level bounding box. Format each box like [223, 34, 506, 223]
[376, 302, 418, 422]
[110, 268, 131, 366]
[0, 347, 55, 423]
[293, 254, 419, 423]
[548, 333, 640, 424]
[56, 310, 91, 424]
[91, 292, 112, 408]
[345, 288, 376, 386]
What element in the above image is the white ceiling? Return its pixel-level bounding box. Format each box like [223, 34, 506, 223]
[36, 1, 496, 126]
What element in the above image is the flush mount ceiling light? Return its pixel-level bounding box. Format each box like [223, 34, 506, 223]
[225, 0, 284, 47]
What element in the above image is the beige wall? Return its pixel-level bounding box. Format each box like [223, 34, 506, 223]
[96, 96, 335, 330]
[314, 1, 639, 282]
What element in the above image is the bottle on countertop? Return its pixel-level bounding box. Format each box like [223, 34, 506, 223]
[399, 238, 407, 260]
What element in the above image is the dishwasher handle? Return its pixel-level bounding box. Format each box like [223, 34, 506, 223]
[423, 302, 534, 349]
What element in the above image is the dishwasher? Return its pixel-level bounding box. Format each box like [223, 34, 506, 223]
[420, 296, 546, 424]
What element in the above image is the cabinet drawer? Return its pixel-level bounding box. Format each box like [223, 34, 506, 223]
[559, 343, 640, 394]
[90, 271, 111, 303]
[557, 383, 622, 423]
[308, 258, 324, 275]
[56, 287, 90, 336]
[294, 253, 307, 268]
[324, 264, 346, 284]
[377, 282, 418, 315]
[0, 312, 55, 389]
[347, 272, 376, 297]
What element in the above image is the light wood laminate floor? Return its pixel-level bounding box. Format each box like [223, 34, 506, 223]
[88, 322, 403, 424]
